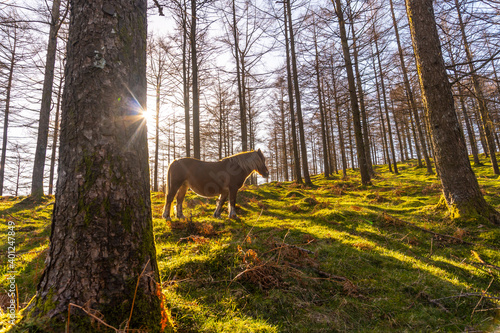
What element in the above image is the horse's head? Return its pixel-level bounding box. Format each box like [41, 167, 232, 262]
[255, 149, 269, 178]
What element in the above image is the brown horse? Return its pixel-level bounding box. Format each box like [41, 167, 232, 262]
[162, 149, 269, 220]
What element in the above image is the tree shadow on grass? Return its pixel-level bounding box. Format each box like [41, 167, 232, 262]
[154, 200, 499, 332]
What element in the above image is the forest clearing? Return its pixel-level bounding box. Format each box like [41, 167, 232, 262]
[1, 0, 500, 331]
[1, 157, 499, 332]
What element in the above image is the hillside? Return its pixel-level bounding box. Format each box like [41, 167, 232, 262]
[1, 157, 500, 332]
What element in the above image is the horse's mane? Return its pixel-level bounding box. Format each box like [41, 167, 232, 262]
[221, 151, 263, 174]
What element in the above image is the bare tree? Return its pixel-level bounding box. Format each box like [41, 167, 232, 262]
[286, 0, 311, 185]
[31, 0, 67, 196]
[147, 35, 171, 192]
[332, 0, 371, 185]
[390, 0, 433, 174]
[453, 0, 499, 175]
[405, 0, 499, 224]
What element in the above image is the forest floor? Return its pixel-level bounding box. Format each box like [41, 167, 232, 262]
[1, 156, 500, 332]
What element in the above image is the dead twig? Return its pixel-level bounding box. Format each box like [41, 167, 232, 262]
[67, 303, 118, 332]
[472, 277, 495, 318]
[126, 259, 151, 331]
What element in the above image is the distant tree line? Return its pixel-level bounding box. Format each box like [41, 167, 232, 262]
[0, 0, 499, 196]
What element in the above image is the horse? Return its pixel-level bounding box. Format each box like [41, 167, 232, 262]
[162, 149, 269, 220]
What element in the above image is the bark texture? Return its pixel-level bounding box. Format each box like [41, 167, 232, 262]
[406, 0, 499, 224]
[26, 0, 162, 329]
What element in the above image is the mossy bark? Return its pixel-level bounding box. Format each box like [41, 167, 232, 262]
[406, 0, 500, 225]
[24, 0, 162, 330]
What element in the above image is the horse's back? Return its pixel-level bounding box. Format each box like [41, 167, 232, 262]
[167, 158, 239, 197]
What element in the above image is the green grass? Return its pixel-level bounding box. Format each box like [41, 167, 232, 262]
[2, 155, 500, 332]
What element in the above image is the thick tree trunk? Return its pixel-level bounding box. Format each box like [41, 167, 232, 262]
[31, 0, 62, 196]
[333, 0, 370, 185]
[25, 0, 163, 329]
[406, 0, 499, 224]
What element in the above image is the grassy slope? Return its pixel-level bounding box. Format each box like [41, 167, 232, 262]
[1, 156, 500, 332]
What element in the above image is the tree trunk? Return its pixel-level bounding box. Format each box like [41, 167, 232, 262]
[373, 24, 398, 174]
[313, 20, 330, 177]
[349, 10, 374, 177]
[0, 23, 17, 196]
[153, 76, 161, 192]
[279, 81, 289, 181]
[333, 0, 370, 185]
[182, 0, 191, 157]
[372, 45, 392, 172]
[406, 0, 499, 224]
[191, 0, 200, 159]
[390, 0, 433, 174]
[48, 73, 63, 196]
[392, 100, 406, 162]
[331, 57, 347, 178]
[446, 46, 481, 166]
[232, 0, 248, 152]
[454, 0, 499, 174]
[325, 84, 338, 174]
[286, 0, 312, 185]
[31, 0, 62, 196]
[283, 0, 302, 184]
[25, 0, 163, 329]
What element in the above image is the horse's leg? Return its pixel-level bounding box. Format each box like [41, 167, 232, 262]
[175, 183, 188, 219]
[213, 190, 228, 218]
[228, 188, 238, 219]
[162, 191, 176, 221]
[162, 182, 182, 220]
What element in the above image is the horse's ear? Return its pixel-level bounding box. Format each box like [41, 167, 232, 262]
[258, 148, 261, 153]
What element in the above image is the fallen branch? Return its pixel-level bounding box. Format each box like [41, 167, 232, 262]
[287, 263, 347, 282]
[273, 242, 315, 255]
[384, 214, 474, 245]
[471, 251, 500, 272]
[430, 292, 500, 303]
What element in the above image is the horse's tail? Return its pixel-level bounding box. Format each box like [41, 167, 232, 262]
[165, 160, 174, 195]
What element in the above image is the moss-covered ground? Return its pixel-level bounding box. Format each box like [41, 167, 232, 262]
[1, 156, 499, 332]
